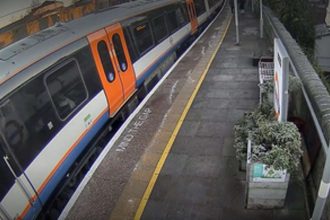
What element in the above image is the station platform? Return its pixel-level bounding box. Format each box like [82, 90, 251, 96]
[62, 4, 308, 220]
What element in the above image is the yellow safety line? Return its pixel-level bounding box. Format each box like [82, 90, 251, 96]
[134, 15, 233, 220]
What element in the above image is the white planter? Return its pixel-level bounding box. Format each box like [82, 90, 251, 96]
[246, 162, 290, 209]
[245, 140, 290, 209]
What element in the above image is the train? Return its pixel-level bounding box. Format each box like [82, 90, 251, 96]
[0, 0, 224, 219]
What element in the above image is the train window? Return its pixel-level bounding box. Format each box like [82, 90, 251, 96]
[46, 60, 88, 120]
[0, 74, 60, 170]
[166, 8, 186, 34]
[177, 7, 187, 26]
[208, 0, 217, 8]
[187, 4, 193, 20]
[97, 41, 116, 82]
[195, 0, 206, 16]
[0, 138, 15, 201]
[123, 27, 138, 63]
[180, 3, 189, 22]
[152, 15, 168, 43]
[166, 11, 179, 33]
[132, 21, 154, 55]
[74, 46, 103, 98]
[112, 34, 128, 72]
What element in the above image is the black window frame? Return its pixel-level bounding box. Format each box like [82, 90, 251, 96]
[44, 58, 88, 121]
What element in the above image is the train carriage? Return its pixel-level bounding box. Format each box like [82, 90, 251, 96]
[0, 0, 224, 219]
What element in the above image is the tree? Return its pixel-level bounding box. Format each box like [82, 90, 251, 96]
[265, 0, 315, 56]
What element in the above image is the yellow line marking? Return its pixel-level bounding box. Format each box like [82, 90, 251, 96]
[134, 15, 233, 220]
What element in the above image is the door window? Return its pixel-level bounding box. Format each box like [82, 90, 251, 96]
[97, 41, 116, 82]
[112, 34, 128, 72]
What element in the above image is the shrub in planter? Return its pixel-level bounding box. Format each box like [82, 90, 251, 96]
[251, 121, 303, 174]
[246, 121, 303, 209]
[234, 74, 301, 171]
[233, 103, 275, 165]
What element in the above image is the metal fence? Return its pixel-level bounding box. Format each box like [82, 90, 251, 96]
[262, 5, 330, 220]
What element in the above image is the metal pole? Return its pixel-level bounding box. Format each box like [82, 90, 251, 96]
[252, 0, 254, 12]
[311, 144, 330, 220]
[234, 0, 240, 44]
[260, 0, 263, 38]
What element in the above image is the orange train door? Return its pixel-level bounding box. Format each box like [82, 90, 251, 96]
[105, 24, 136, 99]
[186, 0, 198, 34]
[87, 24, 136, 117]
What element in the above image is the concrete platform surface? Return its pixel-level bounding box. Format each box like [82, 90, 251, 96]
[141, 8, 308, 220]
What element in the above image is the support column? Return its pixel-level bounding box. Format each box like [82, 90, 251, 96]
[260, 0, 263, 38]
[234, 0, 240, 44]
[311, 144, 330, 220]
[326, 0, 330, 26]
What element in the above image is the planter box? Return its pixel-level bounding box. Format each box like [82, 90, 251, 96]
[246, 162, 290, 209]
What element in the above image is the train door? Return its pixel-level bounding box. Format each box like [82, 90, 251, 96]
[88, 24, 136, 116]
[0, 135, 41, 219]
[186, 0, 198, 34]
[105, 24, 136, 100]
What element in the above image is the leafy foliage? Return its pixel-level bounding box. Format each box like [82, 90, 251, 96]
[259, 74, 302, 113]
[264, 0, 315, 54]
[233, 104, 275, 161]
[252, 121, 302, 173]
[234, 74, 302, 173]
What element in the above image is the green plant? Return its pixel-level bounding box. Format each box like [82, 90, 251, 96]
[251, 121, 302, 173]
[259, 75, 301, 93]
[259, 74, 301, 108]
[233, 104, 275, 161]
[234, 70, 302, 172]
[264, 0, 315, 53]
[288, 75, 302, 93]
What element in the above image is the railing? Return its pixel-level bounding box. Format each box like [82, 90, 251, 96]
[263, 6, 330, 153]
[262, 5, 330, 220]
